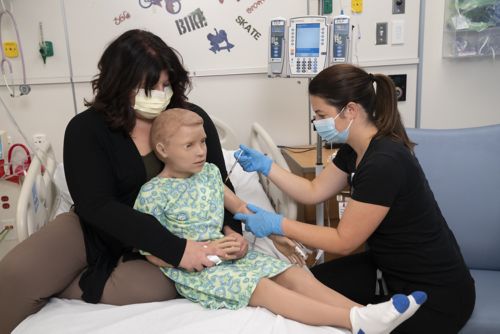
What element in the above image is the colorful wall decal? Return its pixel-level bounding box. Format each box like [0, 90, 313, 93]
[246, 0, 266, 14]
[175, 8, 207, 35]
[235, 16, 261, 40]
[138, 0, 182, 15]
[207, 28, 235, 53]
[113, 11, 131, 25]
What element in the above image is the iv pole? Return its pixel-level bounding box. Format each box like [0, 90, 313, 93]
[313, 0, 325, 264]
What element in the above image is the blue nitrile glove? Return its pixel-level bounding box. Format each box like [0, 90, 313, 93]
[234, 144, 273, 176]
[233, 203, 283, 237]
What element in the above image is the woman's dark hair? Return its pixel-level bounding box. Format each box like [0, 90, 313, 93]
[309, 64, 414, 150]
[85, 29, 191, 133]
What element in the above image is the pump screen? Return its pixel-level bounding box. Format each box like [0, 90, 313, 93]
[295, 23, 320, 57]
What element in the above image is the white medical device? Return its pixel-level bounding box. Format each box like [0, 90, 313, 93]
[287, 16, 328, 77]
[330, 13, 351, 63]
[268, 17, 286, 77]
[207, 255, 222, 265]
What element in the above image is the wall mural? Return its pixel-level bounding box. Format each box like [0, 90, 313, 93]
[138, 0, 182, 15]
[175, 8, 208, 35]
[135, 0, 264, 62]
[207, 28, 235, 53]
[64, 0, 305, 78]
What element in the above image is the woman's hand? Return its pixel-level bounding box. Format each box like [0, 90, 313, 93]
[178, 240, 227, 272]
[234, 144, 273, 176]
[268, 235, 306, 267]
[233, 203, 284, 237]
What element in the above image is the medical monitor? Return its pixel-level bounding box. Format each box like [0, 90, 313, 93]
[287, 16, 328, 77]
[295, 23, 320, 57]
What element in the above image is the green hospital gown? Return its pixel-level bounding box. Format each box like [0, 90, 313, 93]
[134, 163, 291, 310]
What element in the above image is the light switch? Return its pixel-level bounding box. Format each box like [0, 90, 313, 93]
[376, 22, 388, 45]
[392, 20, 405, 45]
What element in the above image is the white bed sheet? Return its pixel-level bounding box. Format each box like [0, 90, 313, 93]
[14, 149, 348, 334]
[14, 298, 346, 334]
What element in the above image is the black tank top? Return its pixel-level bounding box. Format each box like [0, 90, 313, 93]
[142, 151, 163, 181]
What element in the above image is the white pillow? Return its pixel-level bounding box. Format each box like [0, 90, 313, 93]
[221, 149, 274, 212]
[222, 149, 297, 263]
[53, 163, 73, 216]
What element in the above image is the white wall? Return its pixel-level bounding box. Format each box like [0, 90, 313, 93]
[420, 1, 500, 128]
[10, 0, 500, 159]
[0, 0, 422, 163]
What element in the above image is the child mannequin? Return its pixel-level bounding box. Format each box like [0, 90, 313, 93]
[134, 108, 427, 333]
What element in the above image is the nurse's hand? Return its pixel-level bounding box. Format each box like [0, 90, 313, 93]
[234, 144, 272, 176]
[233, 203, 284, 238]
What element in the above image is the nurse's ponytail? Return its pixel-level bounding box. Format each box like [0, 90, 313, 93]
[371, 74, 414, 150]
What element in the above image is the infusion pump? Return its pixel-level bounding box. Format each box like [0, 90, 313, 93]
[288, 16, 328, 77]
[268, 15, 351, 78]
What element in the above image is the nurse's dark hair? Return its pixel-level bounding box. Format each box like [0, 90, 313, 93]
[84, 29, 191, 132]
[309, 64, 414, 150]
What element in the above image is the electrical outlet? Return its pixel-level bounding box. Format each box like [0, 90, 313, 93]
[376, 22, 388, 45]
[0, 180, 20, 241]
[388, 74, 407, 101]
[351, 0, 363, 13]
[393, 0, 405, 14]
[33, 133, 47, 149]
[3, 41, 19, 58]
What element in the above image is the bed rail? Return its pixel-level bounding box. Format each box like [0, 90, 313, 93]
[16, 142, 58, 241]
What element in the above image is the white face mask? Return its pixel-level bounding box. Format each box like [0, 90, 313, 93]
[133, 86, 173, 119]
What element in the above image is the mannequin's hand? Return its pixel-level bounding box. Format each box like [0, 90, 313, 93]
[233, 203, 283, 237]
[208, 236, 242, 261]
[234, 144, 272, 176]
[223, 231, 249, 260]
[146, 254, 173, 268]
[269, 235, 306, 267]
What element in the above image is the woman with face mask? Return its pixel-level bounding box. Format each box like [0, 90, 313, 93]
[0, 29, 247, 333]
[232, 64, 475, 333]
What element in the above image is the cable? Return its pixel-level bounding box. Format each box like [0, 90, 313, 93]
[278, 145, 316, 153]
[354, 23, 361, 65]
[0, 8, 30, 97]
[0, 225, 13, 243]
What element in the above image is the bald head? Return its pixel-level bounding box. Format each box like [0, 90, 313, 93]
[151, 108, 204, 158]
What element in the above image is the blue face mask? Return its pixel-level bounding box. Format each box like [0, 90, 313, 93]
[313, 107, 353, 144]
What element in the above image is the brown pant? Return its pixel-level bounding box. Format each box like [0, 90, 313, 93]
[0, 212, 177, 334]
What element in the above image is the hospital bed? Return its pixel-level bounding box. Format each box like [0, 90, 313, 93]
[13, 120, 347, 334]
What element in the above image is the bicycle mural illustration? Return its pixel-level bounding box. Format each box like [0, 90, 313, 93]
[138, 0, 182, 15]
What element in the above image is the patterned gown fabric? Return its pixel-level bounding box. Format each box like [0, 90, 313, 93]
[134, 163, 291, 309]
